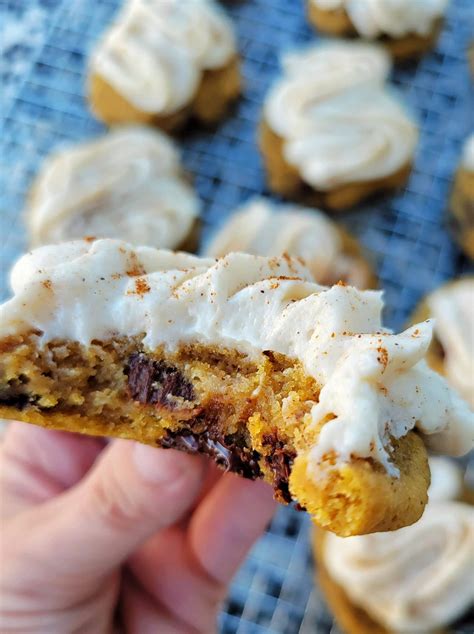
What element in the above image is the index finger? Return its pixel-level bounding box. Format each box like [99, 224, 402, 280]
[188, 473, 276, 586]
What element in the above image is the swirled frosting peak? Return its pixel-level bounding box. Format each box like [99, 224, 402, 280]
[1, 240, 473, 473]
[90, 0, 236, 115]
[27, 126, 200, 250]
[310, 0, 449, 38]
[264, 41, 418, 190]
[323, 458, 473, 632]
[205, 197, 372, 287]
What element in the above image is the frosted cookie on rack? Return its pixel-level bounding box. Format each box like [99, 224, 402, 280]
[259, 42, 418, 211]
[450, 134, 474, 259]
[313, 457, 474, 634]
[1, 239, 473, 536]
[205, 197, 376, 288]
[306, 0, 449, 60]
[88, 0, 240, 131]
[410, 277, 474, 409]
[26, 126, 200, 252]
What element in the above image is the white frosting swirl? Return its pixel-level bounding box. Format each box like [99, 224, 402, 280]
[462, 134, 474, 172]
[427, 457, 463, 502]
[27, 126, 200, 250]
[1, 240, 472, 473]
[311, 0, 449, 38]
[427, 278, 474, 408]
[205, 197, 372, 287]
[90, 0, 236, 115]
[323, 458, 473, 633]
[264, 42, 418, 190]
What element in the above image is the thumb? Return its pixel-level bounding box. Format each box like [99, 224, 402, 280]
[4, 440, 206, 589]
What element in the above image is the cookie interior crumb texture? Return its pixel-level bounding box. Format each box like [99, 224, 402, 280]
[1, 240, 472, 536]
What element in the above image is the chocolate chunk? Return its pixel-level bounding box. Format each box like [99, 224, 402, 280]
[262, 432, 296, 504]
[0, 392, 36, 410]
[161, 430, 262, 479]
[452, 606, 474, 633]
[126, 353, 195, 408]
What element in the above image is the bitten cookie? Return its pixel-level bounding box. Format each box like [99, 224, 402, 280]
[259, 42, 418, 211]
[450, 135, 474, 259]
[88, 0, 240, 131]
[307, 0, 448, 60]
[26, 126, 201, 251]
[1, 239, 472, 536]
[410, 277, 474, 410]
[205, 197, 376, 288]
[314, 457, 474, 634]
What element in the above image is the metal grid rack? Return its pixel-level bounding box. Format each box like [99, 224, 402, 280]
[1, 1, 473, 632]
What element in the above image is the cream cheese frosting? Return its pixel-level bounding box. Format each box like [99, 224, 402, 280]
[310, 0, 449, 38]
[264, 42, 418, 190]
[90, 0, 236, 115]
[27, 126, 200, 250]
[323, 458, 473, 633]
[426, 278, 474, 408]
[205, 197, 372, 287]
[462, 134, 474, 172]
[1, 239, 472, 475]
[427, 456, 463, 502]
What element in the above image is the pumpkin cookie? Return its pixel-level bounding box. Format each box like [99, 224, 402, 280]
[410, 277, 474, 409]
[88, 0, 240, 131]
[26, 126, 201, 251]
[259, 42, 418, 211]
[205, 197, 376, 288]
[314, 457, 474, 634]
[0, 240, 472, 536]
[450, 135, 474, 259]
[307, 0, 447, 60]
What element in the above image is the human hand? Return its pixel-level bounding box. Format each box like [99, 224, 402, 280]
[0, 423, 276, 633]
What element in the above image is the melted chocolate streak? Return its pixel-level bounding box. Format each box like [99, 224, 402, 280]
[0, 392, 38, 410]
[161, 431, 262, 480]
[126, 352, 295, 501]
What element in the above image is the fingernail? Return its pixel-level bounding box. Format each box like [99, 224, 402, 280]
[133, 443, 190, 485]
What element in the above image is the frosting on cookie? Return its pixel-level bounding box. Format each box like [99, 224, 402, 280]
[264, 42, 418, 190]
[462, 134, 474, 172]
[27, 126, 200, 250]
[1, 239, 472, 473]
[205, 197, 372, 287]
[323, 458, 473, 633]
[428, 456, 463, 502]
[90, 0, 236, 115]
[426, 278, 474, 408]
[311, 0, 449, 38]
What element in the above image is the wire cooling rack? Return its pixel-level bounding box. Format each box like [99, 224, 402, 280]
[1, 1, 473, 632]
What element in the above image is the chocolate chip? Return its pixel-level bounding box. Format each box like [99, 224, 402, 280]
[262, 432, 296, 504]
[452, 606, 474, 633]
[126, 353, 195, 408]
[161, 430, 262, 479]
[0, 392, 37, 410]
